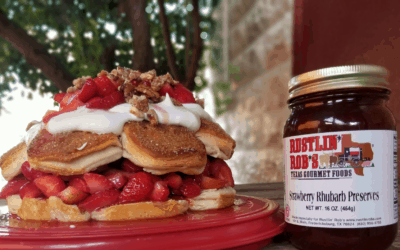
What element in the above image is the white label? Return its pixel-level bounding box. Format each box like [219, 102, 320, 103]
[284, 130, 398, 228]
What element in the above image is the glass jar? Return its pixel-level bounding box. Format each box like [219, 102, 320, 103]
[283, 65, 398, 250]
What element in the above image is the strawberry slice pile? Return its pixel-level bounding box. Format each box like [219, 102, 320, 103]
[44, 73, 197, 124]
[0, 158, 234, 212]
[43, 76, 124, 124]
[159, 83, 196, 104]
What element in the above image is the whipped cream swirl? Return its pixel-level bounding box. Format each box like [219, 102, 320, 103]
[44, 94, 212, 136]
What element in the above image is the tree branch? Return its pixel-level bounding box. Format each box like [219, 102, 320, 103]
[127, 0, 156, 72]
[185, 0, 202, 91]
[185, 6, 191, 78]
[0, 10, 74, 92]
[100, 44, 116, 72]
[157, 0, 181, 82]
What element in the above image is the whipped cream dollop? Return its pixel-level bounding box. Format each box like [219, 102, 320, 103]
[46, 94, 212, 135]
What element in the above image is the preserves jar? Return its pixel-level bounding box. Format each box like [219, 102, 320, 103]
[283, 65, 398, 250]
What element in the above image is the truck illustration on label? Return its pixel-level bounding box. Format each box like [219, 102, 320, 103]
[337, 147, 371, 167]
[320, 134, 374, 175]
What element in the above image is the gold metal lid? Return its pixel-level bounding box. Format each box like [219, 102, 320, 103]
[288, 65, 390, 101]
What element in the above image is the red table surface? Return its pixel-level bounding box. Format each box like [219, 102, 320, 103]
[0, 195, 285, 250]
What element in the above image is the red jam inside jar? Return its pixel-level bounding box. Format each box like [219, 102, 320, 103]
[283, 65, 398, 250]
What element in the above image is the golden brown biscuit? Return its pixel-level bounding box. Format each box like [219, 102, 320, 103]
[27, 129, 122, 175]
[188, 187, 236, 211]
[196, 119, 236, 160]
[91, 199, 189, 221]
[122, 121, 207, 175]
[0, 142, 27, 181]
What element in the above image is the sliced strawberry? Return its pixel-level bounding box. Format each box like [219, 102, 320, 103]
[193, 174, 203, 186]
[171, 84, 196, 103]
[34, 175, 66, 197]
[85, 97, 104, 109]
[59, 92, 85, 111]
[19, 182, 43, 199]
[159, 83, 174, 97]
[217, 165, 235, 187]
[179, 178, 201, 198]
[106, 172, 128, 189]
[57, 186, 88, 205]
[42, 110, 62, 124]
[203, 158, 212, 176]
[172, 188, 183, 196]
[150, 175, 162, 183]
[211, 159, 234, 187]
[150, 181, 170, 201]
[101, 91, 125, 109]
[110, 78, 121, 89]
[69, 177, 90, 193]
[21, 161, 49, 181]
[209, 158, 222, 177]
[119, 172, 154, 203]
[200, 176, 227, 190]
[78, 78, 98, 102]
[121, 159, 143, 173]
[78, 189, 120, 212]
[83, 173, 113, 194]
[54, 93, 66, 103]
[105, 169, 136, 179]
[60, 175, 82, 182]
[0, 176, 29, 199]
[93, 76, 117, 97]
[164, 173, 183, 189]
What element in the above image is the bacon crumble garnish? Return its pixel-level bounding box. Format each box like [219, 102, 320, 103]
[131, 95, 149, 113]
[147, 109, 159, 126]
[72, 76, 91, 90]
[67, 86, 78, 93]
[62, 67, 192, 122]
[129, 105, 145, 119]
[134, 85, 160, 102]
[140, 70, 156, 81]
[97, 70, 108, 77]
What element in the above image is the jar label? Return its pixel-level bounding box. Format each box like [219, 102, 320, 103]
[284, 130, 398, 228]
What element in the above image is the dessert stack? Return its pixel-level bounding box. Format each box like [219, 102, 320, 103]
[0, 68, 236, 221]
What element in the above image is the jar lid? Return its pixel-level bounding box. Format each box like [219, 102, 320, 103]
[288, 64, 390, 101]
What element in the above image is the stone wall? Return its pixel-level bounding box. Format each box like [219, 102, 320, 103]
[214, 0, 294, 184]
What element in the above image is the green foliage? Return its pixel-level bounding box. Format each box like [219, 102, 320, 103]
[0, 0, 220, 111]
[212, 64, 241, 115]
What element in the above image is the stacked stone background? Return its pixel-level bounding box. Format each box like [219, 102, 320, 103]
[213, 0, 294, 184]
